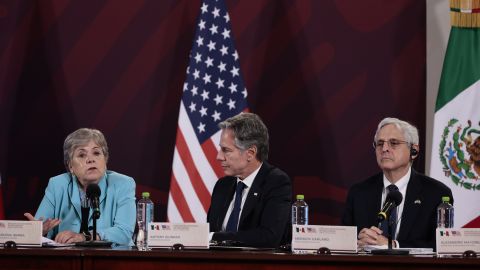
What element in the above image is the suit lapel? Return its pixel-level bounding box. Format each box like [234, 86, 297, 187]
[239, 163, 269, 225]
[217, 177, 236, 230]
[368, 174, 384, 226]
[397, 170, 423, 240]
[69, 176, 82, 221]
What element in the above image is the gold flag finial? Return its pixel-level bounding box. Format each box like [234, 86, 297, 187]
[450, 0, 480, 27]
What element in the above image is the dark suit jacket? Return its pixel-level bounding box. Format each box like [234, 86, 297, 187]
[342, 169, 453, 249]
[207, 162, 292, 247]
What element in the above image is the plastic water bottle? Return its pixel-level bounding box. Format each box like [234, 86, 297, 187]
[437, 196, 454, 228]
[137, 192, 154, 250]
[136, 221, 145, 250]
[292, 194, 308, 225]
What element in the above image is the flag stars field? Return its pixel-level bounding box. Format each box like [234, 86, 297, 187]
[207, 40, 216, 51]
[191, 86, 198, 96]
[222, 29, 230, 39]
[214, 94, 223, 105]
[200, 106, 208, 117]
[199, 20, 206, 30]
[201, 90, 209, 100]
[212, 110, 221, 122]
[196, 36, 204, 46]
[218, 61, 226, 72]
[220, 45, 228, 56]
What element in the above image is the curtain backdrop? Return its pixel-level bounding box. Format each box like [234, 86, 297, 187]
[0, 0, 426, 224]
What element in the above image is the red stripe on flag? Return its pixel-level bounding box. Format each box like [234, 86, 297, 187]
[175, 128, 211, 213]
[201, 139, 224, 179]
[463, 216, 480, 228]
[169, 174, 195, 222]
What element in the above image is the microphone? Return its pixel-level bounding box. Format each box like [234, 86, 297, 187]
[76, 183, 113, 247]
[86, 183, 101, 219]
[371, 189, 409, 255]
[377, 190, 403, 222]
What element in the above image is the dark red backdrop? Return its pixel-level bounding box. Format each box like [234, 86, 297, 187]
[0, 0, 426, 225]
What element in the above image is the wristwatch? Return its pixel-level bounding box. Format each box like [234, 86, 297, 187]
[82, 231, 92, 241]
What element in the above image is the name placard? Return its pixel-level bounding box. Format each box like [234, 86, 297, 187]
[292, 225, 357, 254]
[148, 222, 209, 249]
[0, 220, 42, 247]
[436, 228, 480, 255]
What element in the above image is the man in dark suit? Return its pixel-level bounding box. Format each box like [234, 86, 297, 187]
[207, 113, 292, 247]
[342, 117, 453, 249]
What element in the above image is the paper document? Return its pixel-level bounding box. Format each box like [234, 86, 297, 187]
[362, 245, 434, 255]
[41, 236, 75, 247]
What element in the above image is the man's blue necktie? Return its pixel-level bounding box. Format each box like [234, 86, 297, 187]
[380, 184, 399, 239]
[225, 181, 246, 232]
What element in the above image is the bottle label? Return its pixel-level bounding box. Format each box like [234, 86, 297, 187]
[146, 206, 152, 226]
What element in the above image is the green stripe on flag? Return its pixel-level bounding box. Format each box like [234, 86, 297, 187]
[436, 27, 480, 111]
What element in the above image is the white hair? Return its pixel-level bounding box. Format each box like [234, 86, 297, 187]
[374, 117, 419, 145]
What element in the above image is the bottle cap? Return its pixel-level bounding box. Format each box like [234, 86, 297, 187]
[441, 196, 450, 202]
[296, 194, 304, 200]
[142, 192, 150, 198]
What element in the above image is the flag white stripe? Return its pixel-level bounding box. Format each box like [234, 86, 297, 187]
[178, 102, 218, 193]
[166, 193, 183, 222]
[172, 148, 207, 222]
[210, 129, 222, 151]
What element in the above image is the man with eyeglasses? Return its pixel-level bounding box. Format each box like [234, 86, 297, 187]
[342, 117, 453, 249]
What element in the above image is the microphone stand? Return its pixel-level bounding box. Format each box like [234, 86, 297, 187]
[387, 221, 393, 250]
[92, 213, 97, 241]
[92, 203, 100, 241]
[371, 214, 408, 255]
[75, 200, 112, 247]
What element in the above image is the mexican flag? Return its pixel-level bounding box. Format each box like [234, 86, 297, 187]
[430, 0, 480, 228]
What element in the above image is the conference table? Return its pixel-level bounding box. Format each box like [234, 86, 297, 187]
[0, 246, 479, 270]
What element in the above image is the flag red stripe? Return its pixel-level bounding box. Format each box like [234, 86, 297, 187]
[169, 174, 195, 222]
[201, 139, 223, 179]
[175, 128, 211, 213]
[463, 216, 480, 228]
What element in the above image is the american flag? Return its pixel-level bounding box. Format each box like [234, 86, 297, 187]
[167, 0, 248, 222]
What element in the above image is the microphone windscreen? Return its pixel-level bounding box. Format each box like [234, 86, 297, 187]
[86, 183, 101, 199]
[387, 190, 403, 206]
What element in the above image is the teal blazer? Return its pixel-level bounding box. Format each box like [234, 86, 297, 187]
[35, 170, 136, 246]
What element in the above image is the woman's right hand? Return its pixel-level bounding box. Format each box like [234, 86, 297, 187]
[24, 212, 61, 236]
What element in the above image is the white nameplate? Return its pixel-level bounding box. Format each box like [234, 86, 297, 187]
[436, 228, 480, 255]
[0, 220, 42, 247]
[292, 225, 357, 254]
[148, 222, 209, 249]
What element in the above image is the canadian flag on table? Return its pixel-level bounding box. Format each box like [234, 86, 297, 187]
[429, 0, 480, 228]
[167, 0, 248, 222]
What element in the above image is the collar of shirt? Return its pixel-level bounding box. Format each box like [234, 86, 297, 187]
[382, 166, 410, 199]
[236, 162, 262, 189]
[78, 184, 88, 208]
